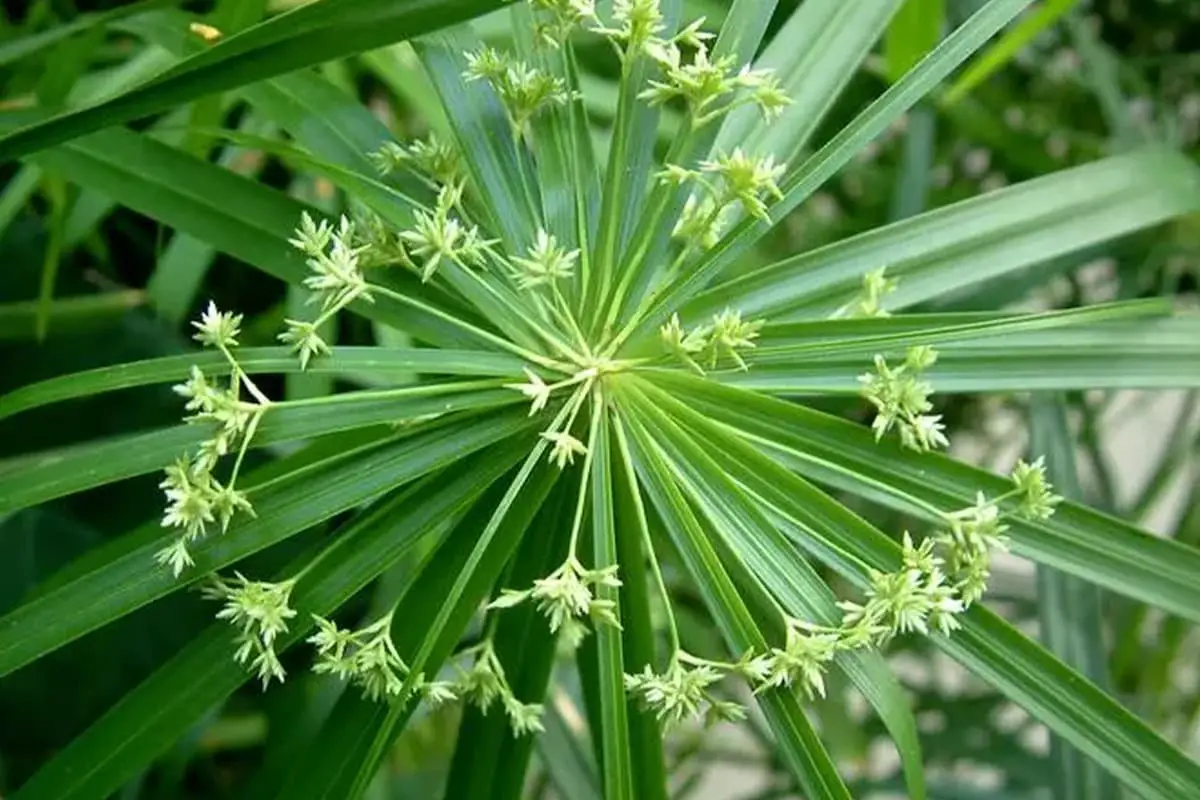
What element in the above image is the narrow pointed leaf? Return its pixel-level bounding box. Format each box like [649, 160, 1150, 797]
[0, 0, 516, 162]
[684, 149, 1200, 323]
[0, 382, 517, 513]
[616, 411, 854, 800]
[0, 412, 533, 678]
[658, 373, 1200, 627]
[619, 379, 926, 799]
[715, 0, 902, 162]
[12, 446, 524, 800]
[0, 346, 523, 422]
[1030, 396, 1117, 800]
[588, 403, 634, 800]
[29, 128, 493, 349]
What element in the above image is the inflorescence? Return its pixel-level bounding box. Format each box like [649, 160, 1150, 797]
[152, 0, 1061, 738]
[157, 303, 267, 576]
[623, 459, 1062, 725]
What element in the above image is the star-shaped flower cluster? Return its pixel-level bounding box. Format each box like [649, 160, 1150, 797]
[157, 303, 267, 576]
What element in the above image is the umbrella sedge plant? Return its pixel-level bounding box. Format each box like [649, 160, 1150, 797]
[2, 0, 1200, 798]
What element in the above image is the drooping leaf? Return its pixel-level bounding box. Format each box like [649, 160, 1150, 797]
[0, 0, 519, 162]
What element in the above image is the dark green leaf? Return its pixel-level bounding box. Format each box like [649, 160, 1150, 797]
[0, 0, 517, 162]
[0, 411, 533, 679]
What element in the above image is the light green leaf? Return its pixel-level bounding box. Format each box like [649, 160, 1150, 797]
[415, 30, 541, 249]
[659, 373, 1200, 628]
[589, 0, 683, 323]
[1030, 396, 1117, 800]
[885, 0, 944, 83]
[587, 403, 634, 800]
[0, 346, 523, 421]
[616, 411, 854, 800]
[712, 312, 1200, 394]
[537, 693, 603, 800]
[618, 378, 926, 799]
[277, 453, 562, 800]
[30, 127, 495, 349]
[610, 418, 670, 800]
[642, 375, 1200, 799]
[621, 0, 1042, 346]
[444, 480, 573, 800]
[683, 149, 1200, 323]
[942, 0, 1081, 106]
[0, 382, 518, 513]
[715, 0, 901, 161]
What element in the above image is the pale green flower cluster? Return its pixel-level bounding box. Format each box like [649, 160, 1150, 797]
[528, 0, 598, 46]
[661, 149, 787, 250]
[624, 654, 750, 728]
[371, 133, 462, 186]
[489, 556, 621, 647]
[512, 228, 579, 290]
[464, 46, 575, 138]
[157, 303, 267, 576]
[660, 308, 764, 373]
[506, 364, 601, 468]
[848, 266, 898, 318]
[859, 344, 949, 452]
[281, 213, 373, 369]
[309, 616, 542, 735]
[203, 573, 297, 687]
[398, 184, 495, 281]
[640, 40, 788, 127]
[626, 460, 1062, 722]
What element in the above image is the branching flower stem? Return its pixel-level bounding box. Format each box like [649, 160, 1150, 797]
[566, 389, 602, 557]
[226, 407, 263, 487]
[217, 341, 271, 407]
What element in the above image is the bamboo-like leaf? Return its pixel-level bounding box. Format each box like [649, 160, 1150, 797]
[637, 375, 1200, 799]
[610, 420, 670, 800]
[885, 0, 944, 83]
[444, 481, 573, 800]
[587, 398, 634, 799]
[589, 0, 683, 322]
[0, 382, 517, 513]
[415, 30, 542, 250]
[711, 312, 1200, 395]
[616, 411, 854, 800]
[619, 378, 926, 799]
[0, 346, 523, 422]
[682, 149, 1200, 323]
[603, 0, 778, 329]
[658, 373, 1200, 629]
[621, 0, 1043, 345]
[0, 411, 533, 679]
[538, 692, 603, 800]
[276, 456, 562, 800]
[1030, 396, 1117, 800]
[715, 0, 901, 161]
[0, 0, 517, 162]
[942, 0, 1082, 105]
[11, 446, 524, 800]
[330, 410, 579, 800]
[29, 127, 496, 349]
